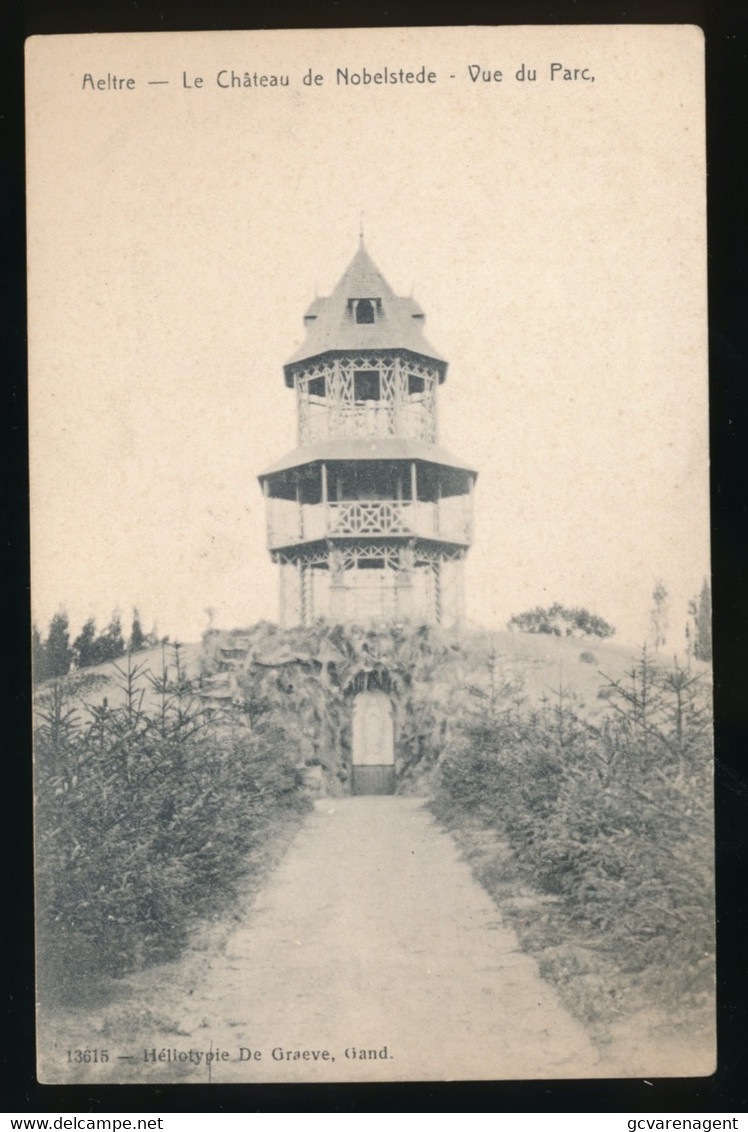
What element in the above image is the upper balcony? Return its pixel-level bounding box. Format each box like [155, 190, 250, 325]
[266, 497, 473, 551]
[295, 354, 440, 445]
[302, 399, 436, 444]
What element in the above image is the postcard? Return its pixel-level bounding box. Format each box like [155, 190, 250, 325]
[27, 25, 713, 1084]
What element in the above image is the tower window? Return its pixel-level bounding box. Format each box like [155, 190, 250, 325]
[408, 373, 425, 395]
[355, 298, 375, 324]
[354, 370, 380, 401]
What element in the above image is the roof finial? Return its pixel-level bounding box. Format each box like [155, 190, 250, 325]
[359, 211, 365, 245]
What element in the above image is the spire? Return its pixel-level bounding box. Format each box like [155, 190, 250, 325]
[330, 241, 393, 303]
[283, 242, 446, 378]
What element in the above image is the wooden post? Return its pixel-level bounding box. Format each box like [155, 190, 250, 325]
[396, 467, 404, 530]
[328, 544, 345, 624]
[297, 375, 306, 445]
[298, 559, 305, 625]
[296, 473, 303, 540]
[467, 472, 475, 542]
[457, 555, 466, 628]
[262, 478, 270, 544]
[434, 558, 442, 625]
[321, 461, 328, 538]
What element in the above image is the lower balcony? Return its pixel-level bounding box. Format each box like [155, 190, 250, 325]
[266, 498, 472, 550]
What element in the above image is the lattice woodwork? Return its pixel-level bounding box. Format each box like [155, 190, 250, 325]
[439, 558, 466, 628]
[274, 546, 330, 567]
[300, 562, 314, 622]
[278, 561, 302, 627]
[274, 322, 468, 625]
[336, 543, 401, 571]
[328, 500, 410, 537]
[277, 538, 465, 628]
[433, 558, 442, 624]
[294, 352, 439, 444]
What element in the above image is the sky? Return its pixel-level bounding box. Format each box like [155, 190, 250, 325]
[27, 26, 709, 650]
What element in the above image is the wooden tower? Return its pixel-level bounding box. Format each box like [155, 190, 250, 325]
[259, 241, 476, 628]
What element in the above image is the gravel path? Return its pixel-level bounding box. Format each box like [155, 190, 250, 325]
[98, 796, 600, 1083]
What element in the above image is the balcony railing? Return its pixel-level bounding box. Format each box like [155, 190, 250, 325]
[301, 401, 436, 444]
[329, 500, 414, 536]
[267, 498, 472, 549]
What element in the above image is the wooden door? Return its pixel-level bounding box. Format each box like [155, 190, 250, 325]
[351, 691, 395, 795]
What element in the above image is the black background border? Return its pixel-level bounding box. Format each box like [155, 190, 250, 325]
[3, 0, 746, 1113]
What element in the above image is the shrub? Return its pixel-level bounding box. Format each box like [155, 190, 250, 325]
[34, 649, 310, 1003]
[508, 604, 615, 639]
[434, 651, 714, 1026]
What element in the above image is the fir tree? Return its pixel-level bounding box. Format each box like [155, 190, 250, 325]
[45, 611, 72, 678]
[651, 579, 669, 651]
[97, 613, 126, 663]
[129, 609, 146, 652]
[689, 579, 712, 662]
[32, 624, 48, 683]
[73, 618, 97, 668]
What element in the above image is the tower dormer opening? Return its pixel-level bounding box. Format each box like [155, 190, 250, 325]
[349, 297, 381, 324]
[356, 298, 374, 324]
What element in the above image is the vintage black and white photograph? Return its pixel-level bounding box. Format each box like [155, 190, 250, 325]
[26, 25, 713, 1084]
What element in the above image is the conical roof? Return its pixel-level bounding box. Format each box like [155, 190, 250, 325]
[283, 242, 446, 383]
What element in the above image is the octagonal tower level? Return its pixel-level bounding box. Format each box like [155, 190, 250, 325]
[259, 242, 476, 628]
